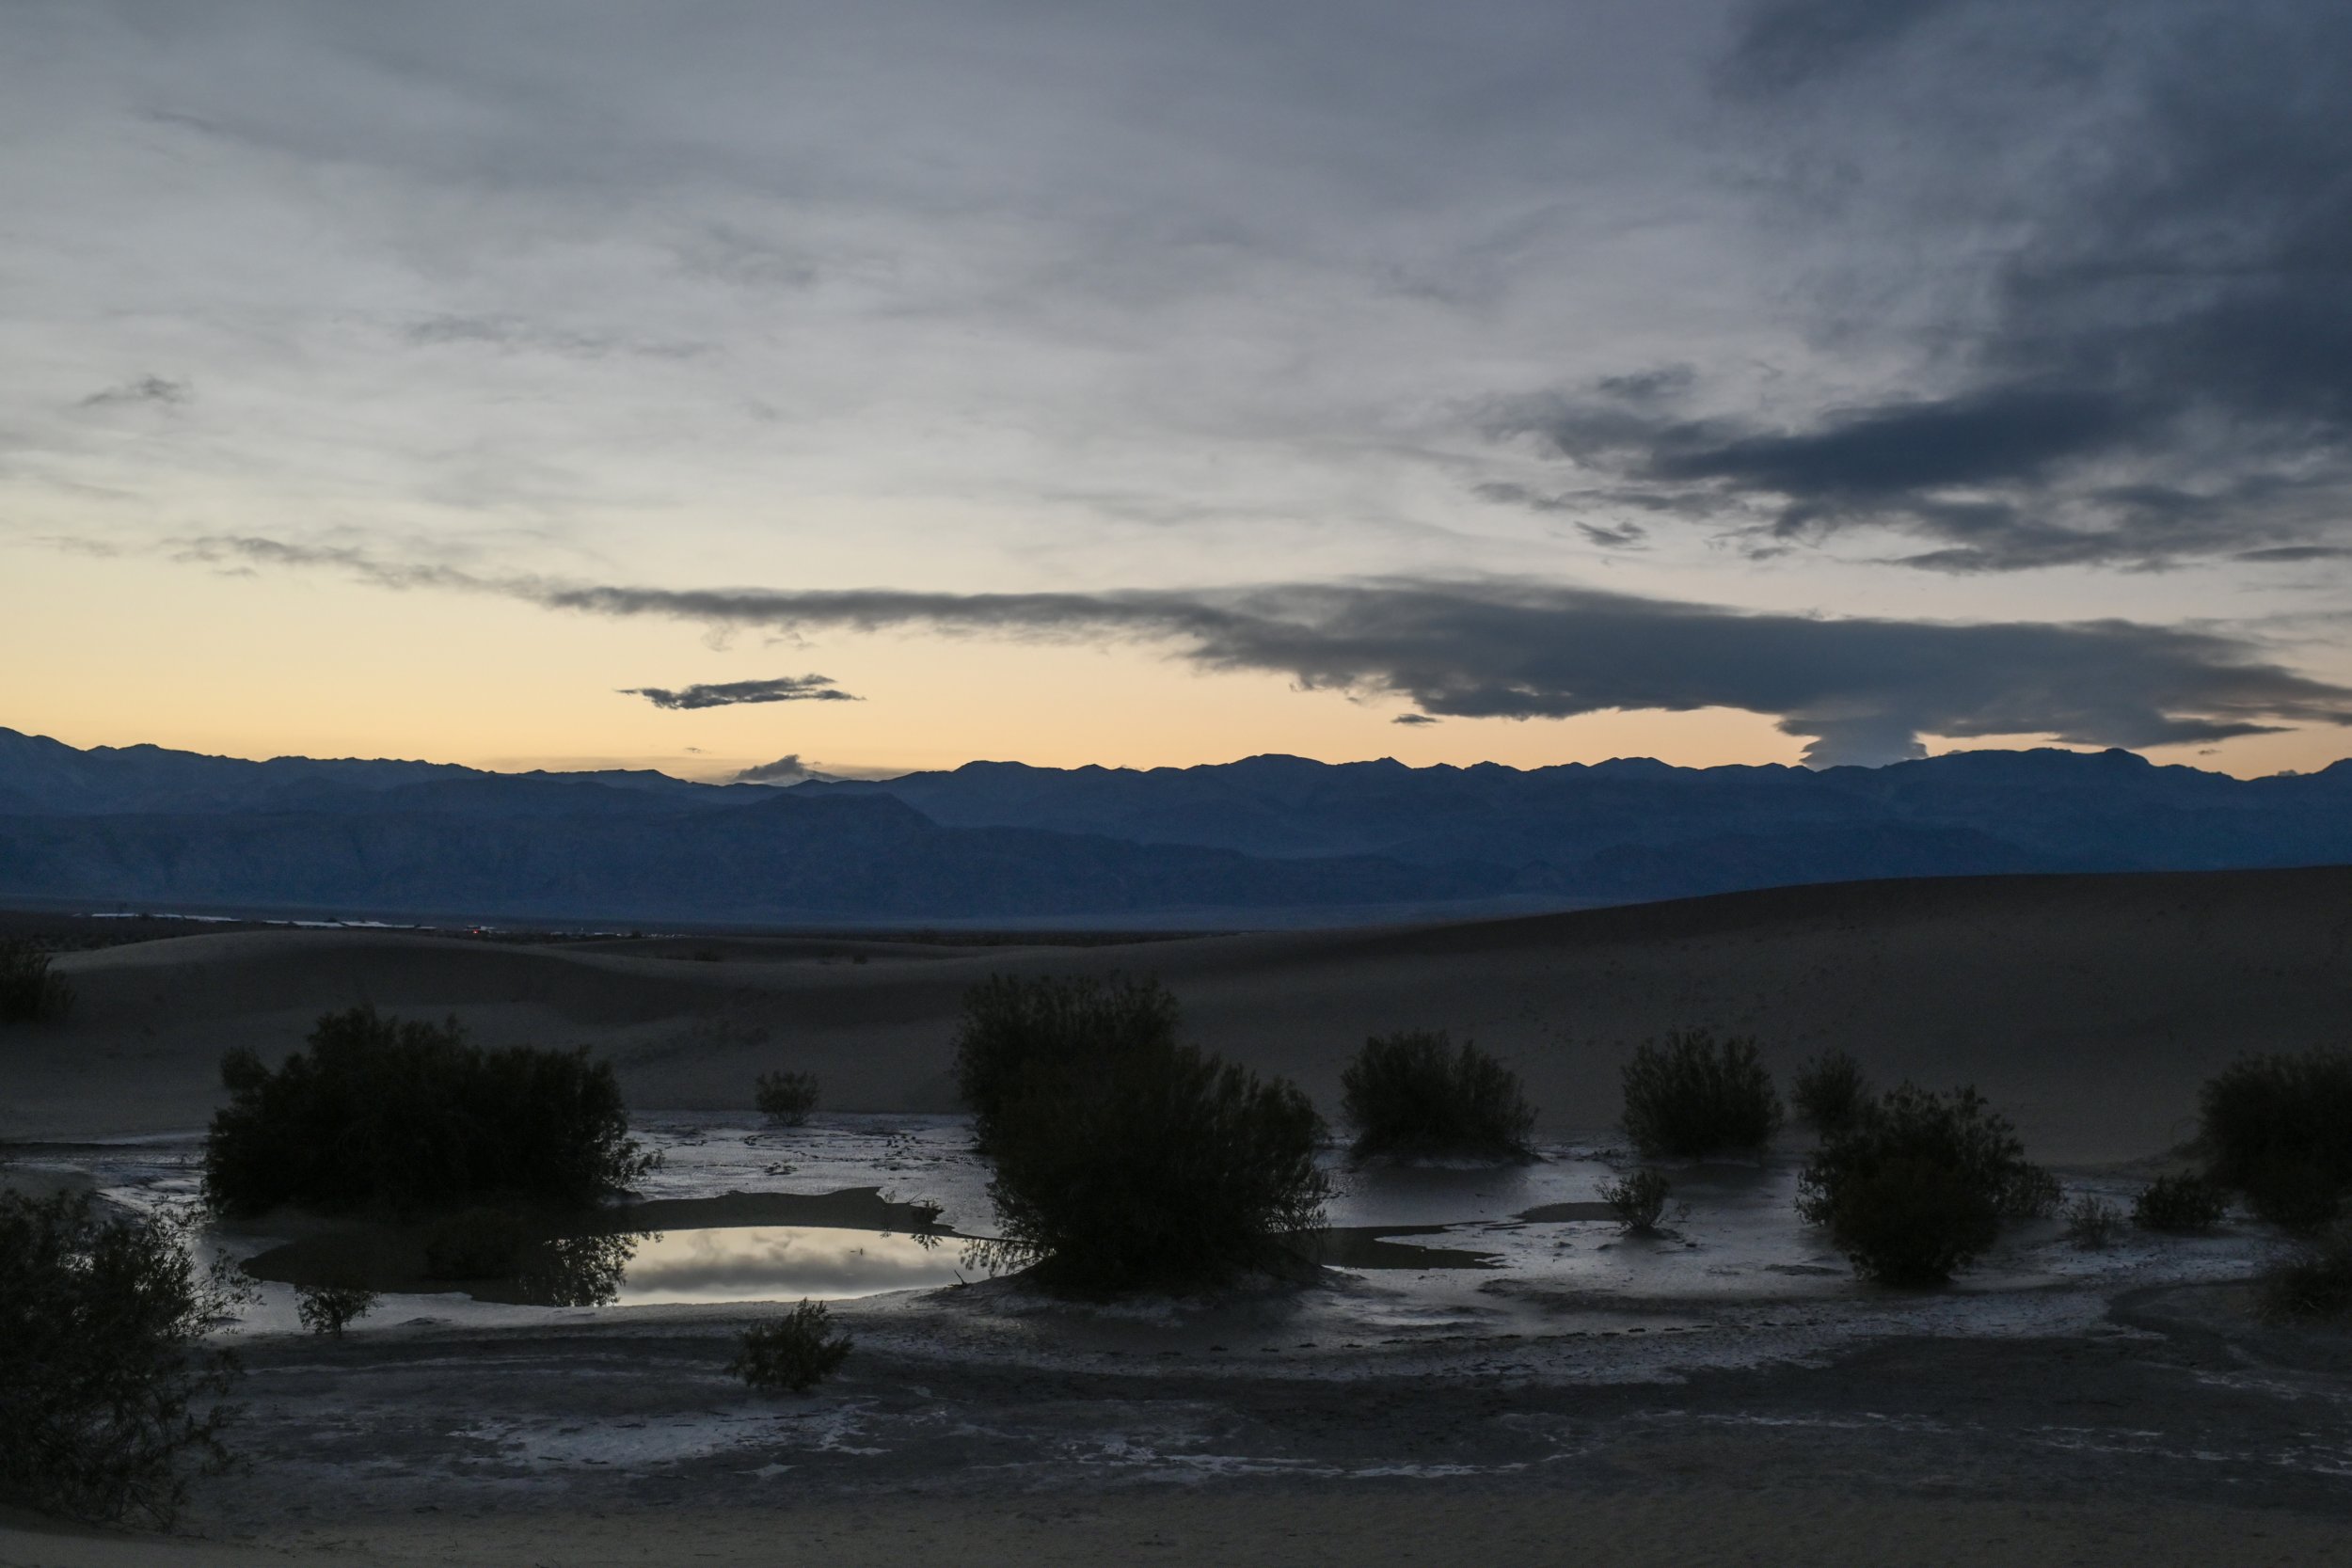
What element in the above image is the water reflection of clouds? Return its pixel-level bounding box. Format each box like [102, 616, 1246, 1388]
[616, 1226, 965, 1305]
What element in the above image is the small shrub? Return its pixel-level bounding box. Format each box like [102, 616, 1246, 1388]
[1791, 1050, 1873, 1137]
[1797, 1084, 2057, 1285]
[953, 974, 1179, 1153]
[2062, 1195, 2125, 1251]
[203, 1007, 654, 1219]
[729, 1300, 852, 1393]
[2260, 1222, 2352, 1321]
[0, 1192, 240, 1525]
[1598, 1168, 1672, 1233]
[1619, 1030, 1783, 1158]
[965, 978, 1327, 1295]
[2134, 1173, 2229, 1234]
[755, 1070, 820, 1126]
[423, 1207, 532, 1278]
[2199, 1049, 2352, 1233]
[0, 939, 73, 1024]
[294, 1281, 377, 1338]
[1340, 1030, 1534, 1162]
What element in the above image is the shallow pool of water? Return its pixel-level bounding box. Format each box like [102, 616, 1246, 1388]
[613, 1225, 971, 1305]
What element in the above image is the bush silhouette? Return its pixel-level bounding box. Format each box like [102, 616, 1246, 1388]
[0, 1192, 240, 1525]
[295, 1280, 377, 1338]
[963, 977, 1327, 1296]
[1791, 1050, 1873, 1137]
[1598, 1168, 1672, 1233]
[1340, 1030, 1534, 1162]
[203, 1007, 653, 1219]
[0, 939, 73, 1024]
[423, 1207, 532, 1278]
[2260, 1221, 2352, 1321]
[2062, 1195, 2124, 1250]
[1797, 1084, 2058, 1285]
[1619, 1031, 1783, 1158]
[730, 1300, 851, 1393]
[2199, 1049, 2352, 1233]
[953, 974, 1179, 1153]
[2133, 1173, 2228, 1233]
[755, 1070, 820, 1126]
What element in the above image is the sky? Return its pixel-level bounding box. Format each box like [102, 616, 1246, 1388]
[5, 0, 2351, 783]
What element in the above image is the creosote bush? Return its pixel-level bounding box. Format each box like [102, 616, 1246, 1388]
[2199, 1049, 2352, 1233]
[2062, 1195, 2125, 1251]
[294, 1281, 377, 1338]
[2133, 1173, 2229, 1234]
[1340, 1030, 1534, 1162]
[0, 1191, 241, 1525]
[730, 1300, 852, 1393]
[0, 939, 74, 1024]
[1791, 1050, 1873, 1138]
[755, 1070, 820, 1126]
[2260, 1222, 2352, 1322]
[953, 974, 1179, 1153]
[1797, 1084, 2058, 1286]
[1598, 1168, 1672, 1234]
[1619, 1031, 1783, 1158]
[956, 975, 1328, 1296]
[204, 1007, 653, 1219]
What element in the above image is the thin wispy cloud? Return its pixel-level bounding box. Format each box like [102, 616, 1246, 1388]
[620, 675, 857, 710]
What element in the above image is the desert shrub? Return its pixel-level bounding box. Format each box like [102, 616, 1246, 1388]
[1791, 1050, 1873, 1137]
[0, 1191, 240, 1525]
[1598, 1168, 1672, 1233]
[1619, 1030, 1784, 1158]
[971, 984, 1327, 1294]
[422, 1206, 532, 1278]
[952, 974, 1179, 1153]
[0, 939, 73, 1024]
[1340, 1030, 1535, 1162]
[1797, 1084, 2058, 1285]
[729, 1300, 852, 1393]
[755, 1070, 820, 1126]
[2062, 1195, 2125, 1250]
[2260, 1222, 2352, 1321]
[294, 1281, 377, 1338]
[203, 1006, 653, 1219]
[2199, 1049, 2352, 1233]
[2134, 1173, 2229, 1233]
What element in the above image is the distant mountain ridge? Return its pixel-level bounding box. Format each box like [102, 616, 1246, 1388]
[3, 727, 2350, 925]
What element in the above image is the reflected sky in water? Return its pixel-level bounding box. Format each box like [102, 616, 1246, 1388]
[613, 1226, 969, 1306]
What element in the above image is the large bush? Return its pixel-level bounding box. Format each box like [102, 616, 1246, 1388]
[1340, 1030, 1534, 1162]
[204, 1007, 653, 1218]
[0, 1192, 240, 1525]
[2261, 1221, 2352, 1321]
[2198, 1049, 2352, 1233]
[953, 973, 1179, 1152]
[962, 977, 1327, 1295]
[0, 939, 73, 1024]
[1797, 1084, 2058, 1285]
[1619, 1031, 1784, 1158]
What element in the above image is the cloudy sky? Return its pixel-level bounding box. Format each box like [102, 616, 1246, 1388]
[6, 0, 2350, 778]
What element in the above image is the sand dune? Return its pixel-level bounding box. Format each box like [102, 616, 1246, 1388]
[15, 866, 2352, 1161]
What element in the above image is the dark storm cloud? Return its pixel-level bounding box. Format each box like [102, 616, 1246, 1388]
[620, 675, 856, 710]
[1495, 1, 2352, 574]
[177, 535, 2352, 767]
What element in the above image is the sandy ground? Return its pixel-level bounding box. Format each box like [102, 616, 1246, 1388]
[17, 865, 2352, 1160]
[9, 867, 2352, 1563]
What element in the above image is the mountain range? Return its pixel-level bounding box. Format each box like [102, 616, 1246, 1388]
[6, 727, 2352, 926]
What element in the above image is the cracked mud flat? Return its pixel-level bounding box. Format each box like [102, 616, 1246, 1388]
[8, 1118, 2352, 1564]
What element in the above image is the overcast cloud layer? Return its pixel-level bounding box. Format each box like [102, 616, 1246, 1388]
[5, 0, 2351, 770]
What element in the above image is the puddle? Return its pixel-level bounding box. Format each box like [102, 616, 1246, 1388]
[612, 1225, 970, 1305]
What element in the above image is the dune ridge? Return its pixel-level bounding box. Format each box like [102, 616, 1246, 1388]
[12, 865, 2352, 1161]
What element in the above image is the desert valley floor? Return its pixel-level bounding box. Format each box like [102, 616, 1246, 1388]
[7, 868, 2352, 1565]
